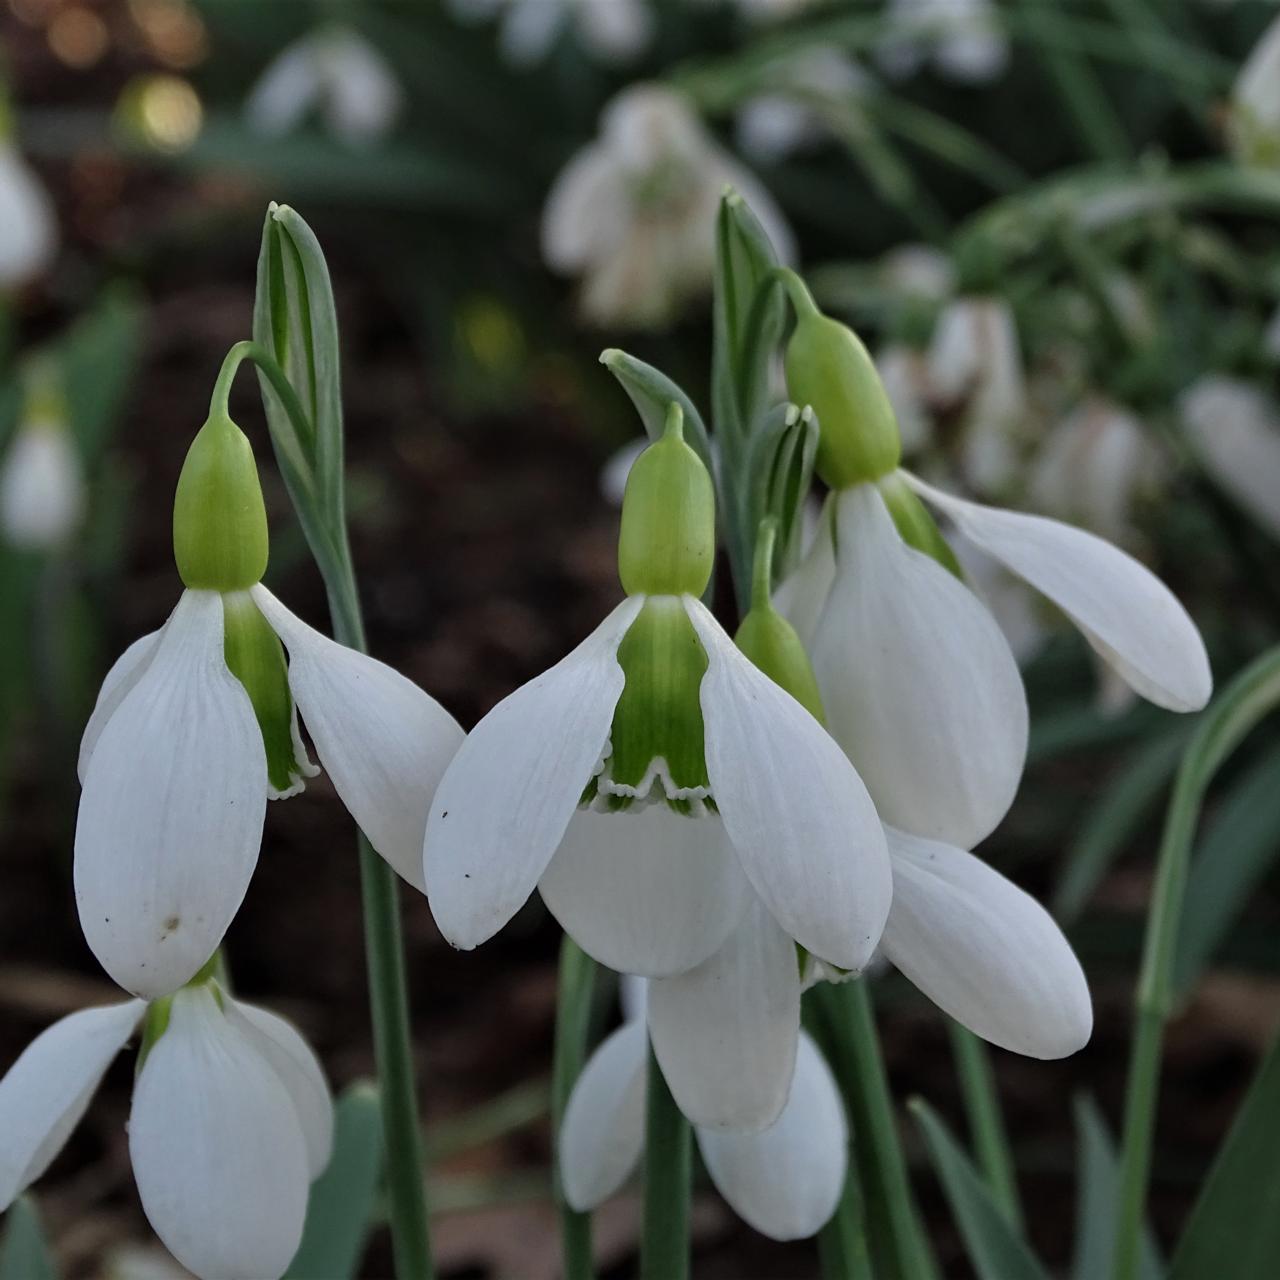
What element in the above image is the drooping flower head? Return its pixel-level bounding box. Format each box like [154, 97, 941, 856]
[447, 0, 654, 66]
[0, 90, 57, 289]
[75, 392, 462, 997]
[0, 974, 331, 1280]
[425, 404, 892, 1064]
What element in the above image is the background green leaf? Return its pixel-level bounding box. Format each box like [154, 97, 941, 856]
[0, 1197, 58, 1280]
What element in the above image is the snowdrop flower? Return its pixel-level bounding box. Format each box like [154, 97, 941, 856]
[560, 981, 847, 1241]
[0, 105, 57, 287]
[76, 407, 462, 997]
[1180, 376, 1280, 542]
[926, 296, 1028, 494]
[0, 373, 84, 548]
[1229, 11, 1280, 167]
[777, 278, 1211, 852]
[426, 407, 891, 1006]
[879, 242, 956, 303]
[246, 25, 402, 145]
[542, 85, 794, 329]
[448, 0, 653, 66]
[877, 0, 1010, 85]
[0, 980, 331, 1280]
[736, 50, 869, 164]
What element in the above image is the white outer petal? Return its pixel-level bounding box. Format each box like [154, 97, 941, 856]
[696, 1031, 847, 1241]
[647, 897, 801, 1132]
[0, 425, 84, 548]
[74, 590, 268, 998]
[686, 596, 891, 970]
[320, 29, 403, 144]
[540, 806, 752, 978]
[812, 483, 1027, 849]
[244, 39, 321, 136]
[424, 597, 643, 949]
[130, 987, 310, 1280]
[251, 586, 464, 893]
[558, 1021, 647, 1211]
[0, 1000, 145, 1209]
[226, 998, 334, 1179]
[881, 828, 1093, 1059]
[541, 143, 626, 273]
[78, 625, 165, 783]
[578, 0, 654, 62]
[0, 147, 57, 286]
[904, 474, 1211, 713]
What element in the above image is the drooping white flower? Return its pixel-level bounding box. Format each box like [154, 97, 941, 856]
[0, 984, 331, 1280]
[560, 984, 847, 1241]
[1180, 375, 1280, 541]
[879, 243, 956, 303]
[448, 0, 653, 66]
[541, 85, 795, 329]
[246, 25, 402, 145]
[0, 413, 84, 548]
[0, 144, 57, 288]
[736, 50, 870, 164]
[876, 0, 1010, 85]
[1229, 11, 1280, 167]
[926, 296, 1028, 494]
[425, 416, 890, 1032]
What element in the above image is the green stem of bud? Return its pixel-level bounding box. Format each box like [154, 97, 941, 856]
[751, 515, 780, 612]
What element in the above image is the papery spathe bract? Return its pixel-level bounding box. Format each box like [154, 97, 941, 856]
[541, 85, 794, 329]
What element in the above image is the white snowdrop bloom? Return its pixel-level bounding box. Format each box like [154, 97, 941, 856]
[1180, 376, 1280, 542]
[879, 242, 956, 303]
[1229, 11, 1280, 167]
[0, 414, 84, 548]
[425, 412, 891, 1003]
[75, 413, 463, 998]
[877, 0, 1009, 85]
[780, 290, 1211, 852]
[0, 144, 57, 288]
[926, 296, 1028, 494]
[1029, 397, 1164, 549]
[246, 25, 402, 145]
[449, 0, 653, 66]
[736, 50, 869, 164]
[541, 85, 795, 329]
[950, 534, 1046, 665]
[875, 343, 932, 455]
[560, 987, 847, 1241]
[0, 984, 331, 1280]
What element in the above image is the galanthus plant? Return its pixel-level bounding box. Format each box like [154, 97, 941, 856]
[0, 970, 331, 1280]
[74, 374, 462, 998]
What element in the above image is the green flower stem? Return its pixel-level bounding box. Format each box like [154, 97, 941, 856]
[1113, 650, 1280, 1280]
[641, 1045, 692, 1280]
[817, 1172, 873, 1280]
[216, 341, 434, 1280]
[945, 1021, 1021, 1230]
[814, 981, 935, 1280]
[552, 937, 597, 1280]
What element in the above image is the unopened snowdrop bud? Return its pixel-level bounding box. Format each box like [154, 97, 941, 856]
[0, 368, 84, 548]
[782, 273, 901, 488]
[172, 411, 269, 591]
[1230, 12, 1280, 167]
[617, 404, 715, 598]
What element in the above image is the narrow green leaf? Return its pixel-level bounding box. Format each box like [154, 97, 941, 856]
[910, 1099, 1049, 1280]
[1174, 740, 1280, 996]
[0, 1197, 58, 1280]
[285, 1082, 385, 1280]
[1071, 1096, 1162, 1280]
[597, 349, 712, 476]
[1171, 1027, 1280, 1280]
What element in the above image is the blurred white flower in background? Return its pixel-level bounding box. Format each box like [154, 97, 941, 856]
[0, 143, 57, 288]
[876, 0, 1010, 85]
[448, 0, 653, 66]
[0, 983, 332, 1280]
[1228, 9, 1280, 166]
[1180, 375, 1280, 541]
[246, 25, 402, 145]
[875, 343, 933, 453]
[560, 980, 847, 1241]
[879, 242, 956, 302]
[736, 49, 870, 164]
[0, 411, 84, 549]
[542, 85, 794, 328]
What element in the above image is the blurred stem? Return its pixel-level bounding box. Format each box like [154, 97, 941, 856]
[552, 937, 596, 1280]
[814, 981, 935, 1280]
[946, 1022, 1022, 1230]
[223, 341, 434, 1280]
[641, 1045, 691, 1280]
[817, 1151, 873, 1279]
[1112, 651, 1280, 1280]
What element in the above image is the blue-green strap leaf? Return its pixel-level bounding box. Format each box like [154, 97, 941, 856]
[0, 1197, 58, 1280]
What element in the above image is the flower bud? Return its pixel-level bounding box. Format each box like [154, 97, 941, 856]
[172, 413, 269, 592]
[783, 277, 901, 488]
[617, 404, 715, 597]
